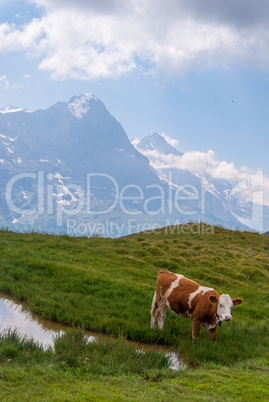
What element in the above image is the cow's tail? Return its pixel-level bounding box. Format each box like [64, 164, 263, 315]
[150, 291, 158, 328]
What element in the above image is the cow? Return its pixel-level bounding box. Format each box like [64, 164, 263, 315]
[150, 270, 243, 342]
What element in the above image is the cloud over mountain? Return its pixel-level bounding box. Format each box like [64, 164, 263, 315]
[0, 96, 268, 234]
[133, 133, 269, 207]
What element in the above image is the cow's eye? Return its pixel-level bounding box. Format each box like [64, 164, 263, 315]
[219, 304, 223, 307]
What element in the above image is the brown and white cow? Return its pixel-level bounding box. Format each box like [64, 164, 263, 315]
[150, 270, 243, 342]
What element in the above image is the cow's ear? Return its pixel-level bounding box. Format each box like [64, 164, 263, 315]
[232, 298, 243, 307]
[209, 295, 218, 304]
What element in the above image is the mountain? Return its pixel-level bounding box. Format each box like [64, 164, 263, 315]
[0, 94, 166, 234]
[0, 94, 156, 185]
[0, 105, 30, 114]
[135, 132, 183, 156]
[133, 133, 269, 233]
[0, 95, 267, 236]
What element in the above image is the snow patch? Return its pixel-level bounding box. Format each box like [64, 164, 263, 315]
[198, 175, 222, 200]
[0, 106, 31, 114]
[68, 93, 97, 119]
[54, 173, 65, 179]
[54, 181, 79, 204]
[0, 106, 23, 114]
[54, 173, 64, 179]
[131, 137, 140, 147]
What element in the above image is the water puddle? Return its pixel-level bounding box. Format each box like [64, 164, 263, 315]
[0, 293, 187, 370]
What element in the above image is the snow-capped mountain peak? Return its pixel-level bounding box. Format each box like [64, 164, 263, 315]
[0, 105, 31, 114]
[134, 132, 183, 156]
[0, 95, 268, 235]
[131, 137, 140, 147]
[68, 93, 99, 119]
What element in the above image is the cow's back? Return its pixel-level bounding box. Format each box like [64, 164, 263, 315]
[156, 270, 199, 297]
[156, 270, 179, 297]
[155, 270, 218, 319]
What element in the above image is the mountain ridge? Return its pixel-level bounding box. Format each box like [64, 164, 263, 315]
[133, 132, 269, 234]
[0, 94, 268, 235]
[134, 132, 183, 156]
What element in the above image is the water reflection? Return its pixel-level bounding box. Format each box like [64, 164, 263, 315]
[166, 351, 187, 370]
[0, 293, 187, 370]
[0, 294, 65, 348]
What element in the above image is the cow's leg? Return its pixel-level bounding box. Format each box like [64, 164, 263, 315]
[209, 327, 217, 342]
[192, 319, 201, 339]
[157, 298, 167, 330]
[150, 292, 158, 329]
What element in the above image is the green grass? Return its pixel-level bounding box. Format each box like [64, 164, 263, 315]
[0, 329, 268, 401]
[0, 328, 170, 375]
[0, 224, 269, 400]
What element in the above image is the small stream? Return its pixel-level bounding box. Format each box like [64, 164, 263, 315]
[0, 293, 187, 370]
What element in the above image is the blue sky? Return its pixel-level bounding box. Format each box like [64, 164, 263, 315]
[0, 0, 269, 179]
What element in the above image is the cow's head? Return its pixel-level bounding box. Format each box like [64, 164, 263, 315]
[209, 294, 243, 322]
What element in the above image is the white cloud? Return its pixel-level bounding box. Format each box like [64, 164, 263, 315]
[160, 133, 179, 149]
[135, 143, 269, 206]
[1, 1, 269, 80]
[0, 19, 44, 54]
[140, 149, 251, 181]
[139, 148, 218, 174]
[0, 75, 9, 88]
[0, 75, 21, 90]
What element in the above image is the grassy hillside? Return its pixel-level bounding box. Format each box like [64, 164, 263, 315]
[0, 224, 269, 400]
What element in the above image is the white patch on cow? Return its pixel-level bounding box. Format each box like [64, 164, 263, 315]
[150, 291, 157, 328]
[188, 286, 214, 309]
[202, 323, 216, 331]
[164, 274, 184, 311]
[217, 294, 233, 321]
[164, 274, 184, 300]
[156, 274, 184, 328]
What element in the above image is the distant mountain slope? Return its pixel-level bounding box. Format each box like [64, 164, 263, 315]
[0, 95, 267, 236]
[0, 94, 164, 234]
[133, 133, 269, 234]
[0, 94, 156, 185]
[135, 132, 183, 156]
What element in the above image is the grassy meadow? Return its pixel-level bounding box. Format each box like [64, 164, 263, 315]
[0, 224, 269, 400]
